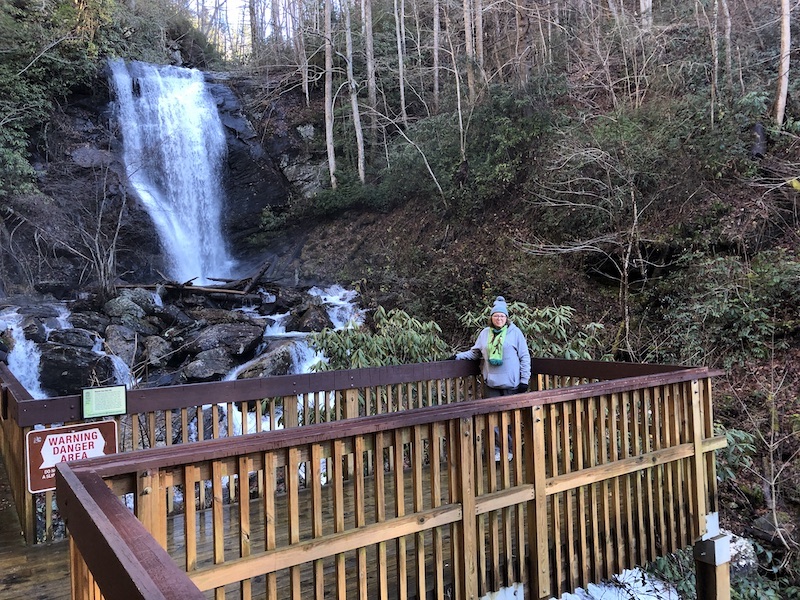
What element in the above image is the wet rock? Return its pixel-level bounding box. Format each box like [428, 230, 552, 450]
[21, 318, 47, 343]
[117, 312, 160, 336]
[142, 335, 174, 368]
[104, 296, 145, 319]
[38, 343, 115, 396]
[187, 307, 261, 325]
[152, 303, 195, 328]
[18, 305, 61, 319]
[182, 347, 234, 381]
[47, 328, 98, 349]
[120, 287, 159, 316]
[284, 303, 333, 333]
[104, 324, 139, 367]
[184, 323, 264, 356]
[204, 77, 291, 255]
[236, 340, 295, 379]
[68, 311, 111, 334]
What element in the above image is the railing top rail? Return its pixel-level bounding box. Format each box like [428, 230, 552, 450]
[66, 365, 722, 480]
[3, 357, 704, 427]
[8, 358, 481, 426]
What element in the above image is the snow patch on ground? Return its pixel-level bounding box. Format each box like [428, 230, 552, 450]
[552, 568, 678, 599]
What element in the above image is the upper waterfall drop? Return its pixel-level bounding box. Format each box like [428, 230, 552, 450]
[108, 59, 236, 285]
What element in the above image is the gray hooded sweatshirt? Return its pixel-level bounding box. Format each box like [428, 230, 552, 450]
[455, 322, 531, 390]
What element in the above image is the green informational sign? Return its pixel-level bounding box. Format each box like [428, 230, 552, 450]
[82, 385, 127, 418]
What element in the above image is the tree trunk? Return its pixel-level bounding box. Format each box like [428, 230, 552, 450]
[363, 0, 378, 145]
[394, 0, 409, 127]
[774, 0, 790, 126]
[271, 0, 283, 50]
[288, 0, 310, 105]
[324, 0, 337, 188]
[344, 0, 366, 183]
[640, 0, 652, 31]
[474, 0, 484, 82]
[249, 0, 264, 63]
[463, 0, 477, 102]
[720, 0, 733, 94]
[432, 0, 440, 112]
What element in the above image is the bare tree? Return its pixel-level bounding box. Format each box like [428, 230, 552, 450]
[324, 0, 337, 188]
[774, 0, 790, 126]
[394, 0, 409, 127]
[363, 0, 378, 140]
[343, 0, 366, 182]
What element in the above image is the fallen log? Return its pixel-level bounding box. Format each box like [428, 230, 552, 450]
[116, 283, 251, 296]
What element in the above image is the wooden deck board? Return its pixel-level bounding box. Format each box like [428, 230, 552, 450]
[0, 456, 70, 600]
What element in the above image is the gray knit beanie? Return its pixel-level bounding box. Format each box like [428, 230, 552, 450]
[490, 296, 508, 316]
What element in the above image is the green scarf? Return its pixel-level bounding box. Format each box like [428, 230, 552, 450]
[488, 325, 507, 366]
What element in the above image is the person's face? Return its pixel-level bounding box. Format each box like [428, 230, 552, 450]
[491, 312, 507, 327]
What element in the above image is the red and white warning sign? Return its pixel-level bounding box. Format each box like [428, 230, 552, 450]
[26, 421, 118, 493]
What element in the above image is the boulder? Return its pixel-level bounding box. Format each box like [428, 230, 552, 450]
[142, 335, 174, 368]
[68, 310, 111, 333]
[104, 295, 145, 319]
[182, 347, 234, 381]
[39, 343, 115, 396]
[104, 324, 139, 367]
[152, 303, 195, 328]
[120, 287, 160, 316]
[236, 340, 295, 379]
[284, 303, 333, 333]
[184, 323, 264, 356]
[21, 317, 47, 343]
[47, 327, 98, 349]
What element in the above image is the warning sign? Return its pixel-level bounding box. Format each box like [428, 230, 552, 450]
[26, 421, 118, 493]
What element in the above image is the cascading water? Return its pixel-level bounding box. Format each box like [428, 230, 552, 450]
[222, 285, 364, 436]
[108, 59, 236, 285]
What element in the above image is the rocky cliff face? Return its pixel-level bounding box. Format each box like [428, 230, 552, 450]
[1, 64, 324, 299]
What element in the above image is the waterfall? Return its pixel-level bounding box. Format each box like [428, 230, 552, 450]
[108, 59, 236, 285]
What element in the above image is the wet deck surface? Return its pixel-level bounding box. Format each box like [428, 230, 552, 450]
[0, 457, 69, 600]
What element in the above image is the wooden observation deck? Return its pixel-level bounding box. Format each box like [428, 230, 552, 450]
[0, 358, 731, 599]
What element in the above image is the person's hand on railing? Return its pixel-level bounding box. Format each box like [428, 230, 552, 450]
[515, 383, 528, 394]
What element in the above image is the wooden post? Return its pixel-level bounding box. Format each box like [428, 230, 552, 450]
[136, 469, 167, 549]
[344, 388, 359, 419]
[694, 530, 731, 600]
[457, 417, 478, 599]
[526, 405, 551, 599]
[690, 379, 709, 539]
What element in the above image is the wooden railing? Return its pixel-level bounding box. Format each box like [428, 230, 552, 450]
[54, 360, 727, 599]
[2, 359, 484, 542]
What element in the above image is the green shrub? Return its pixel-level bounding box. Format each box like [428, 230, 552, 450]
[310, 306, 450, 370]
[458, 302, 609, 360]
[651, 250, 800, 367]
[715, 424, 756, 483]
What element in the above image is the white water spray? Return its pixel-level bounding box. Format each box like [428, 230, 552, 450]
[108, 59, 236, 285]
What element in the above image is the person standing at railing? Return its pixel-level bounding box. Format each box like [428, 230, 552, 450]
[451, 296, 530, 397]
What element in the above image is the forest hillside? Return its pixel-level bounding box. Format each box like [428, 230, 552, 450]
[1, 0, 799, 596]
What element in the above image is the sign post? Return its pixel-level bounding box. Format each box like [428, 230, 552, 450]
[26, 421, 119, 493]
